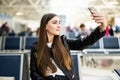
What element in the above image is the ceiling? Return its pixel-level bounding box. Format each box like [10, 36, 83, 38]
[0, 0, 50, 20]
[0, 0, 120, 24]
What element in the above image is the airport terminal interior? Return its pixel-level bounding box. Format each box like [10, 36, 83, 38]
[0, 0, 120, 80]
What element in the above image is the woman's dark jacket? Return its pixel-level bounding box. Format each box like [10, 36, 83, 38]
[30, 27, 105, 80]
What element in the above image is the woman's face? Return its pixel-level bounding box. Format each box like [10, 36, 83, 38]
[46, 16, 61, 36]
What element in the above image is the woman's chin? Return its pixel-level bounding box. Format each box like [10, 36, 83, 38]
[54, 33, 60, 36]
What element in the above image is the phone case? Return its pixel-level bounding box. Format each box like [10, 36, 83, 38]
[88, 7, 97, 13]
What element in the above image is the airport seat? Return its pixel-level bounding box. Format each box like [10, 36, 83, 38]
[86, 39, 100, 49]
[83, 39, 105, 54]
[0, 53, 29, 80]
[103, 37, 119, 49]
[0, 77, 14, 80]
[3, 36, 22, 51]
[71, 50, 82, 80]
[0, 37, 2, 50]
[103, 36, 120, 54]
[23, 36, 38, 50]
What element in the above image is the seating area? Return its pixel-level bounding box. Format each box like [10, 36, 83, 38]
[0, 51, 81, 80]
[0, 36, 82, 80]
[3, 36, 22, 51]
[83, 36, 120, 54]
[23, 37, 38, 50]
[0, 52, 29, 80]
[1, 36, 120, 54]
[0, 36, 120, 80]
[82, 36, 120, 80]
[0, 36, 38, 52]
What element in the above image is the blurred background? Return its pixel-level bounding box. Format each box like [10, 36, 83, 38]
[0, 0, 120, 80]
[0, 0, 120, 36]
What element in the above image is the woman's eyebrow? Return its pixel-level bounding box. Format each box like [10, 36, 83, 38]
[52, 20, 60, 22]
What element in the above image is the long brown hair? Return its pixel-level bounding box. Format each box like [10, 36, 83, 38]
[37, 13, 71, 76]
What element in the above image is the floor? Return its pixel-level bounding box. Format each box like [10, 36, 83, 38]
[81, 67, 119, 80]
[80, 56, 120, 80]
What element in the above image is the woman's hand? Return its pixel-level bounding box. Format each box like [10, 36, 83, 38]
[91, 12, 107, 32]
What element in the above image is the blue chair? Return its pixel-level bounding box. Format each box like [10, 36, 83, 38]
[103, 37, 119, 49]
[0, 53, 23, 80]
[71, 51, 81, 80]
[87, 40, 100, 49]
[83, 39, 105, 54]
[0, 37, 2, 50]
[0, 53, 29, 80]
[23, 36, 38, 50]
[103, 37, 120, 54]
[3, 36, 22, 50]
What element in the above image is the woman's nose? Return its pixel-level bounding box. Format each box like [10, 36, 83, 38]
[57, 24, 61, 28]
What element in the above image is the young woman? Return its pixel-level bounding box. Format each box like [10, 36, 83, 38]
[30, 12, 107, 80]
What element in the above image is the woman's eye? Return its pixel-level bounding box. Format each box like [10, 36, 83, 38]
[53, 22, 57, 24]
[52, 20, 61, 24]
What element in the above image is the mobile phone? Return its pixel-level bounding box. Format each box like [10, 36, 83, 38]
[88, 7, 97, 13]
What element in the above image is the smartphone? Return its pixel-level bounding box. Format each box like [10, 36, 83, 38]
[88, 7, 97, 13]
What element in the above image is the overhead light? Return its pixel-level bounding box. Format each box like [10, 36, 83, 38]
[110, 1, 119, 5]
[16, 12, 23, 16]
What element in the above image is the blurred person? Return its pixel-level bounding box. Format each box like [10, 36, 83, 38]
[18, 27, 33, 36]
[8, 29, 16, 36]
[66, 25, 71, 32]
[66, 25, 76, 39]
[73, 27, 80, 38]
[114, 24, 119, 33]
[30, 12, 107, 80]
[109, 24, 114, 36]
[0, 22, 10, 36]
[76, 23, 91, 38]
[25, 27, 33, 36]
[105, 24, 114, 36]
[105, 25, 109, 36]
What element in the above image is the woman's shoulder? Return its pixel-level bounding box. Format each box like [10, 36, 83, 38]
[61, 35, 67, 40]
[60, 35, 67, 43]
